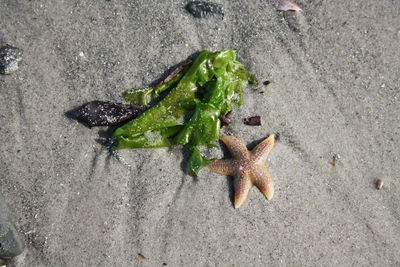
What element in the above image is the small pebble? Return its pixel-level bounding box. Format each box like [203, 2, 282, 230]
[138, 253, 146, 259]
[375, 179, 383, 190]
[277, 1, 302, 12]
[0, 45, 23, 75]
[0, 196, 24, 259]
[263, 80, 271, 86]
[185, 1, 224, 18]
[331, 154, 340, 166]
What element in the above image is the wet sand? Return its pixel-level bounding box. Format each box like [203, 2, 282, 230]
[0, 1, 399, 266]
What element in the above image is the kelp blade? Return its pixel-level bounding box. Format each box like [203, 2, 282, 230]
[113, 50, 215, 142]
[115, 125, 182, 149]
[123, 72, 185, 105]
[188, 146, 213, 176]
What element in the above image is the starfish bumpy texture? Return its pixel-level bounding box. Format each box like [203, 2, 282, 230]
[208, 135, 275, 208]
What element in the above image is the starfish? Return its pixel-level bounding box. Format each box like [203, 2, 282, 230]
[208, 135, 275, 208]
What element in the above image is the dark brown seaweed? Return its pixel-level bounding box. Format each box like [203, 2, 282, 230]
[219, 111, 232, 127]
[154, 59, 192, 88]
[243, 115, 261, 126]
[251, 87, 264, 94]
[72, 101, 147, 127]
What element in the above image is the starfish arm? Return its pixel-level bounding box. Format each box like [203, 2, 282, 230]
[234, 170, 252, 208]
[220, 136, 250, 160]
[251, 165, 274, 200]
[251, 135, 275, 164]
[208, 159, 236, 175]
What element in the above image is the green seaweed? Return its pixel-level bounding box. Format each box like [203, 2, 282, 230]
[122, 71, 185, 106]
[113, 49, 257, 175]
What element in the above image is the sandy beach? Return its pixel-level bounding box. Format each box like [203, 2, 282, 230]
[1, 1, 399, 266]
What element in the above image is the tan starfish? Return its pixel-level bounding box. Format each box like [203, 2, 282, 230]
[208, 135, 275, 208]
